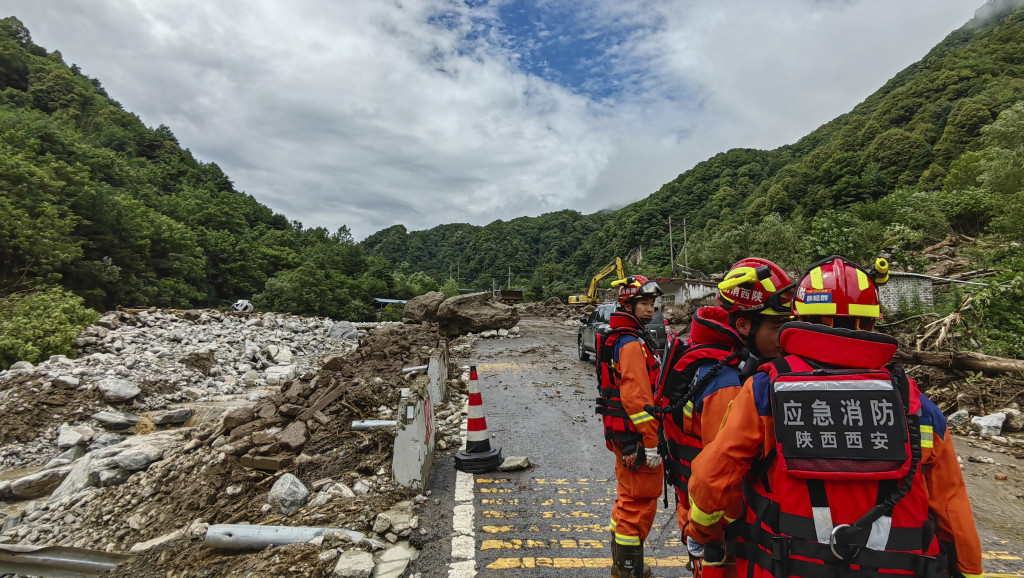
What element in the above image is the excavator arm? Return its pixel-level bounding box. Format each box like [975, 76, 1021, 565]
[586, 257, 625, 302]
[569, 258, 625, 304]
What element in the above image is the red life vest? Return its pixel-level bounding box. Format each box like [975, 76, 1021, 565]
[737, 322, 945, 578]
[657, 307, 746, 495]
[595, 311, 660, 447]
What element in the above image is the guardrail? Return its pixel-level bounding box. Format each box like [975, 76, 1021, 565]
[392, 339, 449, 492]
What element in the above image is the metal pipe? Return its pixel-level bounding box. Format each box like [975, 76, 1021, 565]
[351, 420, 397, 430]
[0, 545, 129, 577]
[402, 365, 428, 375]
[205, 524, 365, 550]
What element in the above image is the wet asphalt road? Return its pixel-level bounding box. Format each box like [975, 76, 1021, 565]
[414, 317, 687, 578]
[413, 316, 1024, 578]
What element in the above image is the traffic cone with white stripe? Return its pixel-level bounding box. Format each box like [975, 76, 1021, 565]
[454, 365, 503, 473]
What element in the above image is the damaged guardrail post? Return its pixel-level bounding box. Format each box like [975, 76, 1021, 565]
[391, 340, 447, 492]
[391, 387, 434, 492]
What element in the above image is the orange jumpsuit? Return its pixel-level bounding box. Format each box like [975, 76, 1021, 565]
[609, 339, 664, 546]
[688, 377, 984, 577]
[672, 362, 746, 578]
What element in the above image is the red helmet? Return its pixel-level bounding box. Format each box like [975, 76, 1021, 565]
[717, 258, 794, 316]
[615, 275, 663, 306]
[793, 256, 882, 329]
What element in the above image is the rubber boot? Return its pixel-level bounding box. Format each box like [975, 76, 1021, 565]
[610, 532, 652, 577]
[615, 543, 646, 578]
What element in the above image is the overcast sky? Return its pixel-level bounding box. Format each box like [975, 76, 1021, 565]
[7, 1, 980, 239]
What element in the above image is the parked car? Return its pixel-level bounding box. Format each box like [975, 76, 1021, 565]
[577, 302, 667, 361]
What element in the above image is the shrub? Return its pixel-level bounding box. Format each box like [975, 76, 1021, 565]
[0, 287, 98, 369]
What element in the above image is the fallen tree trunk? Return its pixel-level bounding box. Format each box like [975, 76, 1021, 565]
[895, 350, 1024, 374]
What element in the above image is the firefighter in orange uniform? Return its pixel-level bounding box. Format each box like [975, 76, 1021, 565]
[596, 275, 664, 577]
[651, 258, 794, 578]
[686, 256, 985, 578]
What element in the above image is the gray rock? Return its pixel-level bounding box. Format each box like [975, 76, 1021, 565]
[57, 423, 94, 448]
[114, 443, 164, 471]
[0, 480, 11, 499]
[265, 365, 297, 386]
[402, 292, 445, 324]
[497, 328, 509, 338]
[971, 412, 1006, 439]
[1000, 408, 1024, 432]
[947, 409, 970, 431]
[374, 542, 417, 578]
[498, 456, 532, 471]
[53, 375, 80, 390]
[89, 433, 125, 451]
[49, 454, 94, 502]
[152, 408, 192, 425]
[328, 321, 359, 340]
[480, 330, 498, 338]
[267, 473, 309, 514]
[93, 467, 132, 487]
[9, 361, 34, 371]
[97, 378, 140, 402]
[333, 550, 374, 578]
[436, 292, 519, 338]
[44, 446, 85, 469]
[10, 465, 74, 499]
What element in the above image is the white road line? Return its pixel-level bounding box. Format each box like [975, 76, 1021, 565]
[449, 405, 476, 577]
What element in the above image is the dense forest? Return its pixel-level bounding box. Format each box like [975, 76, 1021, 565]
[3, 3, 1024, 367]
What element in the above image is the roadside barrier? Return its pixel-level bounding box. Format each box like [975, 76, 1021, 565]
[392, 341, 448, 491]
[454, 365, 503, 473]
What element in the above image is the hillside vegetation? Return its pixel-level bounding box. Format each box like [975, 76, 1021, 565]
[4, 5, 1024, 367]
[366, 5, 1024, 287]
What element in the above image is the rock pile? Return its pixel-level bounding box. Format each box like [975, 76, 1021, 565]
[0, 308, 467, 578]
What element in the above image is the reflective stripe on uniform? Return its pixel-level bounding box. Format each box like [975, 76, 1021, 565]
[920, 425, 934, 449]
[630, 411, 654, 425]
[683, 401, 694, 418]
[614, 532, 641, 546]
[688, 496, 724, 527]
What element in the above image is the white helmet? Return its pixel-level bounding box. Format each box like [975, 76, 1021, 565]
[231, 299, 254, 313]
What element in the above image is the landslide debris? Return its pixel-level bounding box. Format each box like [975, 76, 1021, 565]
[0, 309, 468, 578]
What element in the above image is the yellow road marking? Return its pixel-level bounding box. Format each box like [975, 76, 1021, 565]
[476, 478, 510, 484]
[486, 556, 689, 569]
[482, 510, 518, 518]
[983, 550, 1023, 561]
[480, 488, 513, 493]
[481, 499, 518, 505]
[482, 525, 515, 534]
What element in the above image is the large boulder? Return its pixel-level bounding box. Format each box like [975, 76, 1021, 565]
[403, 291, 446, 323]
[435, 292, 519, 337]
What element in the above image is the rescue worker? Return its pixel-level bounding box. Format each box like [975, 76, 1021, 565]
[650, 258, 794, 578]
[686, 256, 984, 578]
[595, 275, 665, 577]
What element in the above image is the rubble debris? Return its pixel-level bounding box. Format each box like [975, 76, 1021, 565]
[498, 456, 533, 471]
[0, 308, 471, 577]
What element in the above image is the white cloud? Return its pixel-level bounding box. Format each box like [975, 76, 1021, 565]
[5, 0, 980, 238]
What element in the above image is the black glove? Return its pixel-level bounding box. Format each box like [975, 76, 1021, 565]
[620, 441, 643, 471]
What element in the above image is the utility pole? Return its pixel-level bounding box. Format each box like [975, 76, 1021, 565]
[668, 216, 675, 276]
[507, 266, 512, 289]
[683, 218, 689, 270]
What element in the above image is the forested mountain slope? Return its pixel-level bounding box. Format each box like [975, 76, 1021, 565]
[365, 3, 1024, 293]
[0, 18, 428, 324]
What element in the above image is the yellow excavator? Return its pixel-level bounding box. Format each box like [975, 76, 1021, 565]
[568, 258, 625, 305]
